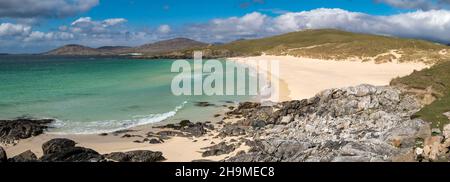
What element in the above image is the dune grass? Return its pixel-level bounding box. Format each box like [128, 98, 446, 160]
[391, 61, 450, 129]
[211, 29, 450, 64]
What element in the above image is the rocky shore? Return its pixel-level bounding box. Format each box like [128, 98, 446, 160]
[1, 85, 449, 162]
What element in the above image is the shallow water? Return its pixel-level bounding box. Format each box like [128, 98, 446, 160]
[0, 56, 255, 134]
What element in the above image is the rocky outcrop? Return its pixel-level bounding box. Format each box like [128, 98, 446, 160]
[0, 118, 54, 145]
[226, 85, 431, 162]
[103, 151, 165, 162]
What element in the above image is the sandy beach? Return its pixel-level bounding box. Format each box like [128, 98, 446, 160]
[229, 55, 429, 102]
[1, 55, 429, 162]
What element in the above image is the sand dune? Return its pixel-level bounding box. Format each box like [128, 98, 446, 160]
[229, 55, 428, 102]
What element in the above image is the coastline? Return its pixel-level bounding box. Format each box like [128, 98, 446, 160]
[1, 55, 430, 162]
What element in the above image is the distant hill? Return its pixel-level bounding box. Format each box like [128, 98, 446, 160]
[45, 44, 104, 56]
[151, 29, 448, 64]
[43, 38, 208, 56]
[134, 38, 207, 55]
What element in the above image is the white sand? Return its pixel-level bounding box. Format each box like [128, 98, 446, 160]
[229, 55, 428, 102]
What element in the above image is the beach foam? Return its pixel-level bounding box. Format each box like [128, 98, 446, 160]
[47, 101, 187, 135]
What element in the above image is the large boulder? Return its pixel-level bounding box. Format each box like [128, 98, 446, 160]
[0, 146, 7, 162]
[40, 146, 104, 162]
[0, 118, 54, 144]
[8, 150, 38, 162]
[42, 138, 77, 155]
[104, 150, 165, 162]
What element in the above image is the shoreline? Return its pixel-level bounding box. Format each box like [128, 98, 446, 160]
[1, 55, 430, 162]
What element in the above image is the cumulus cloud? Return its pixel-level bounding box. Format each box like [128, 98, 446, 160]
[179, 8, 450, 44]
[375, 0, 450, 10]
[157, 24, 171, 34]
[0, 23, 31, 37]
[0, 0, 99, 18]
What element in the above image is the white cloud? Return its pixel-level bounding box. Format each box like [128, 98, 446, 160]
[0, 23, 31, 36]
[375, 0, 450, 10]
[157, 24, 171, 34]
[4, 8, 450, 53]
[103, 18, 128, 27]
[0, 0, 99, 18]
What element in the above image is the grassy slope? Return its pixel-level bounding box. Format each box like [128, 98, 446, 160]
[210, 29, 450, 64]
[391, 61, 450, 129]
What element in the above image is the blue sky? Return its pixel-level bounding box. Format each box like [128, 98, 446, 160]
[1, 0, 450, 53]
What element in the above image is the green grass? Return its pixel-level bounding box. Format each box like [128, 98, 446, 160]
[391, 61, 450, 129]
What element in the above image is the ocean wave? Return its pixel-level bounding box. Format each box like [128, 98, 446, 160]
[47, 101, 187, 135]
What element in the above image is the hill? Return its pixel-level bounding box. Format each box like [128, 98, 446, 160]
[201, 29, 450, 64]
[43, 38, 208, 56]
[134, 38, 207, 55]
[45, 44, 105, 56]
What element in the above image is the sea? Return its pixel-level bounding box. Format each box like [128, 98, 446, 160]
[0, 56, 256, 134]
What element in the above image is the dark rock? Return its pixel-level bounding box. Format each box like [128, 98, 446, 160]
[194, 102, 215, 107]
[214, 114, 221, 118]
[99, 133, 108, 136]
[148, 137, 163, 144]
[0, 118, 54, 144]
[8, 150, 38, 162]
[191, 159, 214, 162]
[40, 147, 104, 162]
[156, 130, 185, 139]
[202, 142, 236, 157]
[121, 134, 142, 138]
[251, 120, 266, 129]
[42, 138, 76, 155]
[104, 150, 165, 162]
[0, 146, 6, 162]
[112, 129, 136, 136]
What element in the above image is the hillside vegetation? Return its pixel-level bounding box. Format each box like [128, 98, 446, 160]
[391, 61, 450, 129]
[194, 29, 449, 64]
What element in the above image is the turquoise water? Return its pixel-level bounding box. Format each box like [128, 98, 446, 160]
[0, 56, 254, 134]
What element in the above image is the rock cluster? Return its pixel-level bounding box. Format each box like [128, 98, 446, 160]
[226, 85, 434, 162]
[0, 118, 54, 145]
[1, 138, 165, 162]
